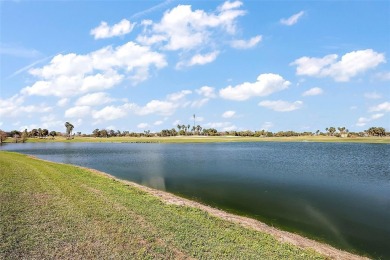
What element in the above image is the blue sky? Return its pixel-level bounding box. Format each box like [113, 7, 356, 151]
[1, 0, 389, 133]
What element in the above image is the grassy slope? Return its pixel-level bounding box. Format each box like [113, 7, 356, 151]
[11, 135, 390, 144]
[0, 151, 325, 259]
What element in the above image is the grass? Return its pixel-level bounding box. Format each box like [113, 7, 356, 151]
[0, 151, 326, 259]
[8, 135, 390, 144]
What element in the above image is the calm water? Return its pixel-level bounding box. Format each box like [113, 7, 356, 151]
[2, 142, 389, 258]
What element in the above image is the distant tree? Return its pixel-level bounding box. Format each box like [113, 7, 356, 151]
[30, 129, 38, 138]
[49, 131, 57, 139]
[177, 124, 181, 133]
[21, 129, 28, 143]
[109, 129, 116, 137]
[367, 127, 386, 137]
[42, 129, 49, 137]
[326, 127, 336, 136]
[196, 125, 202, 135]
[10, 130, 21, 143]
[100, 129, 108, 138]
[93, 129, 100, 137]
[0, 129, 7, 144]
[64, 122, 74, 139]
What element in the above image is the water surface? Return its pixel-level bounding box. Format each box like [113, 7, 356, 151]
[2, 142, 389, 258]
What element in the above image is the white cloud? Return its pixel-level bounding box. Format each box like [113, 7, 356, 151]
[0, 95, 52, 118]
[196, 86, 216, 98]
[291, 49, 386, 82]
[178, 51, 219, 68]
[65, 106, 91, 118]
[222, 110, 236, 118]
[258, 100, 303, 112]
[231, 35, 262, 49]
[218, 1, 243, 12]
[137, 123, 149, 129]
[91, 19, 135, 39]
[364, 92, 382, 99]
[356, 113, 384, 127]
[154, 120, 163, 126]
[261, 121, 273, 130]
[219, 73, 291, 101]
[135, 100, 178, 116]
[136, 1, 245, 50]
[39, 114, 63, 130]
[167, 90, 192, 102]
[369, 102, 390, 112]
[92, 105, 128, 121]
[280, 11, 305, 26]
[190, 86, 217, 107]
[302, 87, 323, 96]
[57, 98, 69, 107]
[22, 42, 167, 97]
[75, 92, 114, 106]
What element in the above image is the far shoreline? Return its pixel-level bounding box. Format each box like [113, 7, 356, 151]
[3, 135, 390, 144]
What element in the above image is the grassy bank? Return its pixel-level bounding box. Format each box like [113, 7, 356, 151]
[0, 151, 327, 259]
[7, 135, 390, 144]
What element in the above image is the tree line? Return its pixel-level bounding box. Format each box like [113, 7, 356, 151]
[0, 124, 388, 144]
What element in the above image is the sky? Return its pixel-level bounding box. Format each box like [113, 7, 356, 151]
[0, 0, 389, 134]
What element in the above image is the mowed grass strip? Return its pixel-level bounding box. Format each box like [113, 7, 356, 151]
[0, 151, 325, 259]
[17, 135, 390, 144]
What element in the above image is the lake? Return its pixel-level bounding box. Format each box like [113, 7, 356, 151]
[1, 142, 389, 258]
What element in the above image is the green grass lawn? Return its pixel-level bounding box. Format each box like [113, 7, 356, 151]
[8, 135, 390, 144]
[0, 151, 326, 259]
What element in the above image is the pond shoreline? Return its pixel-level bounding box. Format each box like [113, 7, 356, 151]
[26, 153, 368, 259]
[4, 135, 390, 144]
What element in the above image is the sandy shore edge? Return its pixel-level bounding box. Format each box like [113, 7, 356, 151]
[26, 154, 368, 260]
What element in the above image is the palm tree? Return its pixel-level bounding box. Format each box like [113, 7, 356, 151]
[65, 122, 74, 139]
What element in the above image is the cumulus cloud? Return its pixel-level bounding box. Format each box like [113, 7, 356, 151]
[291, 49, 386, 82]
[222, 110, 236, 118]
[231, 35, 262, 49]
[356, 113, 384, 127]
[302, 87, 323, 96]
[280, 11, 305, 26]
[0, 95, 52, 118]
[219, 73, 291, 101]
[91, 19, 135, 39]
[196, 86, 216, 98]
[178, 51, 219, 68]
[154, 120, 164, 126]
[65, 106, 91, 118]
[75, 92, 114, 106]
[136, 1, 245, 51]
[92, 105, 128, 122]
[22, 42, 167, 97]
[258, 100, 303, 112]
[369, 102, 390, 112]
